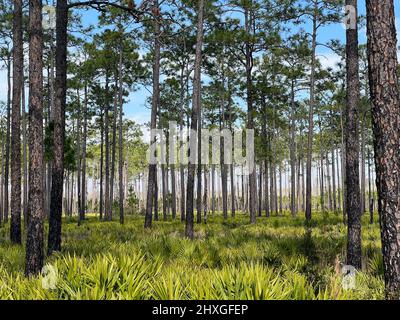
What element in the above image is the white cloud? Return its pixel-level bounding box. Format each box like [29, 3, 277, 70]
[317, 52, 342, 71]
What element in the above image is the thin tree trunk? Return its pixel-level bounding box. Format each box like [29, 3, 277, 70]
[331, 147, 337, 212]
[144, 1, 161, 228]
[185, 0, 205, 239]
[110, 86, 118, 219]
[244, 4, 256, 224]
[326, 153, 332, 211]
[360, 110, 366, 214]
[4, 54, 11, 223]
[264, 160, 270, 217]
[336, 148, 341, 211]
[368, 148, 373, 224]
[22, 74, 28, 226]
[203, 166, 208, 223]
[76, 91, 82, 226]
[11, 0, 23, 244]
[104, 75, 111, 221]
[99, 105, 104, 220]
[305, 1, 318, 221]
[258, 163, 263, 217]
[290, 80, 296, 217]
[81, 82, 88, 221]
[118, 46, 124, 224]
[345, 0, 362, 270]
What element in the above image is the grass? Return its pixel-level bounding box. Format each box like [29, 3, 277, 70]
[0, 211, 385, 299]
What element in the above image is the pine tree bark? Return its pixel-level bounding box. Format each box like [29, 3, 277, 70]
[99, 104, 104, 220]
[26, 0, 44, 275]
[4, 54, 11, 223]
[345, 0, 362, 270]
[290, 80, 296, 217]
[366, 0, 400, 299]
[203, 166, 208, 223]
[305, 2, 318, 221]
[11, 0, 23, 244]
[185, 0, 205, 239]
[117, 46, 124, 225]
[360, 111, 366, 214]
[331, 147, 337, 212]
[104, 75, 111, 221]
[22, 74, 28, 226]
[244, 4, 256, 224]
[48, 0, 67, 254]
[81, 83, 88, 221]
[144, 1, 161, 228]
[110, 86, 118, 218]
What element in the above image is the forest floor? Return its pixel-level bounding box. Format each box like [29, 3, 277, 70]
[0, 211, 385, 299]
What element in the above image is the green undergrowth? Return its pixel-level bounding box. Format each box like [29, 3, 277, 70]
[0, 211, 385, 299]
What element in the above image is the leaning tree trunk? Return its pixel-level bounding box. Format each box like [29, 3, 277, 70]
[345, 0, 362, 270]
[26, 0, 44, 275]
[48, 0, 67, 254]
[185, 0, 205, 239]
[10, 0, 23, 244]
[366, 0, 400, 299]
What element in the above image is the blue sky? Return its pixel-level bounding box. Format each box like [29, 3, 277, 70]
[74, 1, 400, 130]
[1, 1, 400, 130]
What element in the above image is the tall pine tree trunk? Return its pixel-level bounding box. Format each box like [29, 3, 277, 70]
[26, 0, 44, 275]
[305, 2, 317, 221]
[48, 0, 67, 254]
[366, 0, 400, 299]
[11, 0, 23, 244]
[345, 0, 362, 270]
[118, 45, 124, 224]
[185, 0, 205, 239]
[144, 1, 161, 228]
[4, 54, 11, 223]
[244, 4, 256, 224]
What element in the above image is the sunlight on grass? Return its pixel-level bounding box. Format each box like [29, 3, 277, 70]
[0, 212, 384, 299]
